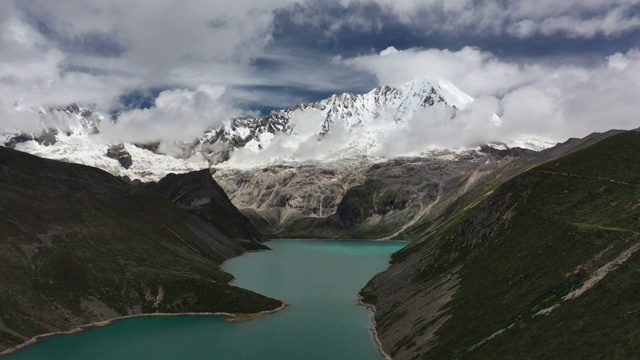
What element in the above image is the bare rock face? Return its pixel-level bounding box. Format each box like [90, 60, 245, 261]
[61, 103, 101, 134]
[213, 164, 367, 220]
[212, 152, 503, 239]
[5, 129, 58, 148]
[4, 134, 34, 148]
[212, 131, 606, 240]
[106, 144, 133, 169]
[479, 144, 535, 158]
[35, 129, 57, 146]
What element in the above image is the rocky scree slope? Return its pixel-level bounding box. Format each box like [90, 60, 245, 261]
[361, 130, 640, 359]
[0, 147, 281, 353]
[219, 153, 482, 239]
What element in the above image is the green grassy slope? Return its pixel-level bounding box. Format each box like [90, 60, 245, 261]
[363, 130, 640, 359]
[0, 147, 281, 352]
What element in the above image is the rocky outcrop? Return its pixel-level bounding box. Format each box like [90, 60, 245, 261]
[36, 129, 57, 146]
[4, 129, 58, 148]
[106, 144, 133, 169]
[479, 144, 535, 158]
[144, 169, 267, 250]
[4, 134, 34, 148]
[60, 103, 101, 134]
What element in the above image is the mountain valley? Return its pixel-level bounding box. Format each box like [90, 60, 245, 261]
[1, 79, 638, 359]
[3, 2, 640, 359]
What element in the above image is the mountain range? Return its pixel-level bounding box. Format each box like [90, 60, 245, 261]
[1, 79, 555, 240]
[2, 78, 549, 180]
[197, 78, 507, 166]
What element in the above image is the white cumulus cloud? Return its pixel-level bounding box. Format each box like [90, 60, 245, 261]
[100, 84, 244, 143]
[341, 46, 640, 143]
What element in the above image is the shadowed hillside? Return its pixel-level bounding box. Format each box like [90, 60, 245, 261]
[0, 147, 281, 353]
[362, 130, 640, 359]
[144, 169, 269, 250]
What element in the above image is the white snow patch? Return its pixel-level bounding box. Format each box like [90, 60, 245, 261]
[13, 133, 206, 181]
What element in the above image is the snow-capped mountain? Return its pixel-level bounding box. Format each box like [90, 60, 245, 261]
[3, 104, 207, 181]
[197, 78, 506, 164]
[1, 78, 553, 180]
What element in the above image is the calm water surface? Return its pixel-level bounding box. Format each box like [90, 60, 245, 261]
[6, 240, 407, 360]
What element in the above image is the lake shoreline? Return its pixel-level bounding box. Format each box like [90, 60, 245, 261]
[0, 301, 288, 357]
[358, 295, 392, 360]
[6, 240, 405, 359]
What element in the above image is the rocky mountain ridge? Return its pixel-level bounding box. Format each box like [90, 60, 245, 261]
[211, 129, 619, 241]
[143, 169, 268, 250]
[197, 78, 492, 164]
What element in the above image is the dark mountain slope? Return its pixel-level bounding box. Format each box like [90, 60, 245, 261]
[361, 130, 640, 359]
[396, 129, 625, 243]
[144, 169, 268, 250]
[0, 147, 281, 353]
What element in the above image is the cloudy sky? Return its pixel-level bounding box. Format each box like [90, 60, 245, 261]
[1, 0, 640, 144]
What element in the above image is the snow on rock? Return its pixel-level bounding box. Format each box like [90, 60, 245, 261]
[200, 78, 518, 168]
[2, 78, 553, 178]
[14, 134, 207, 182]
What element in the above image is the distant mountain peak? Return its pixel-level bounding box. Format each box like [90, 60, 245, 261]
[197, 78, 494, 164]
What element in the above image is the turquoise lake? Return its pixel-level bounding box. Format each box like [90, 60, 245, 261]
[6, 239, 407, 360]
